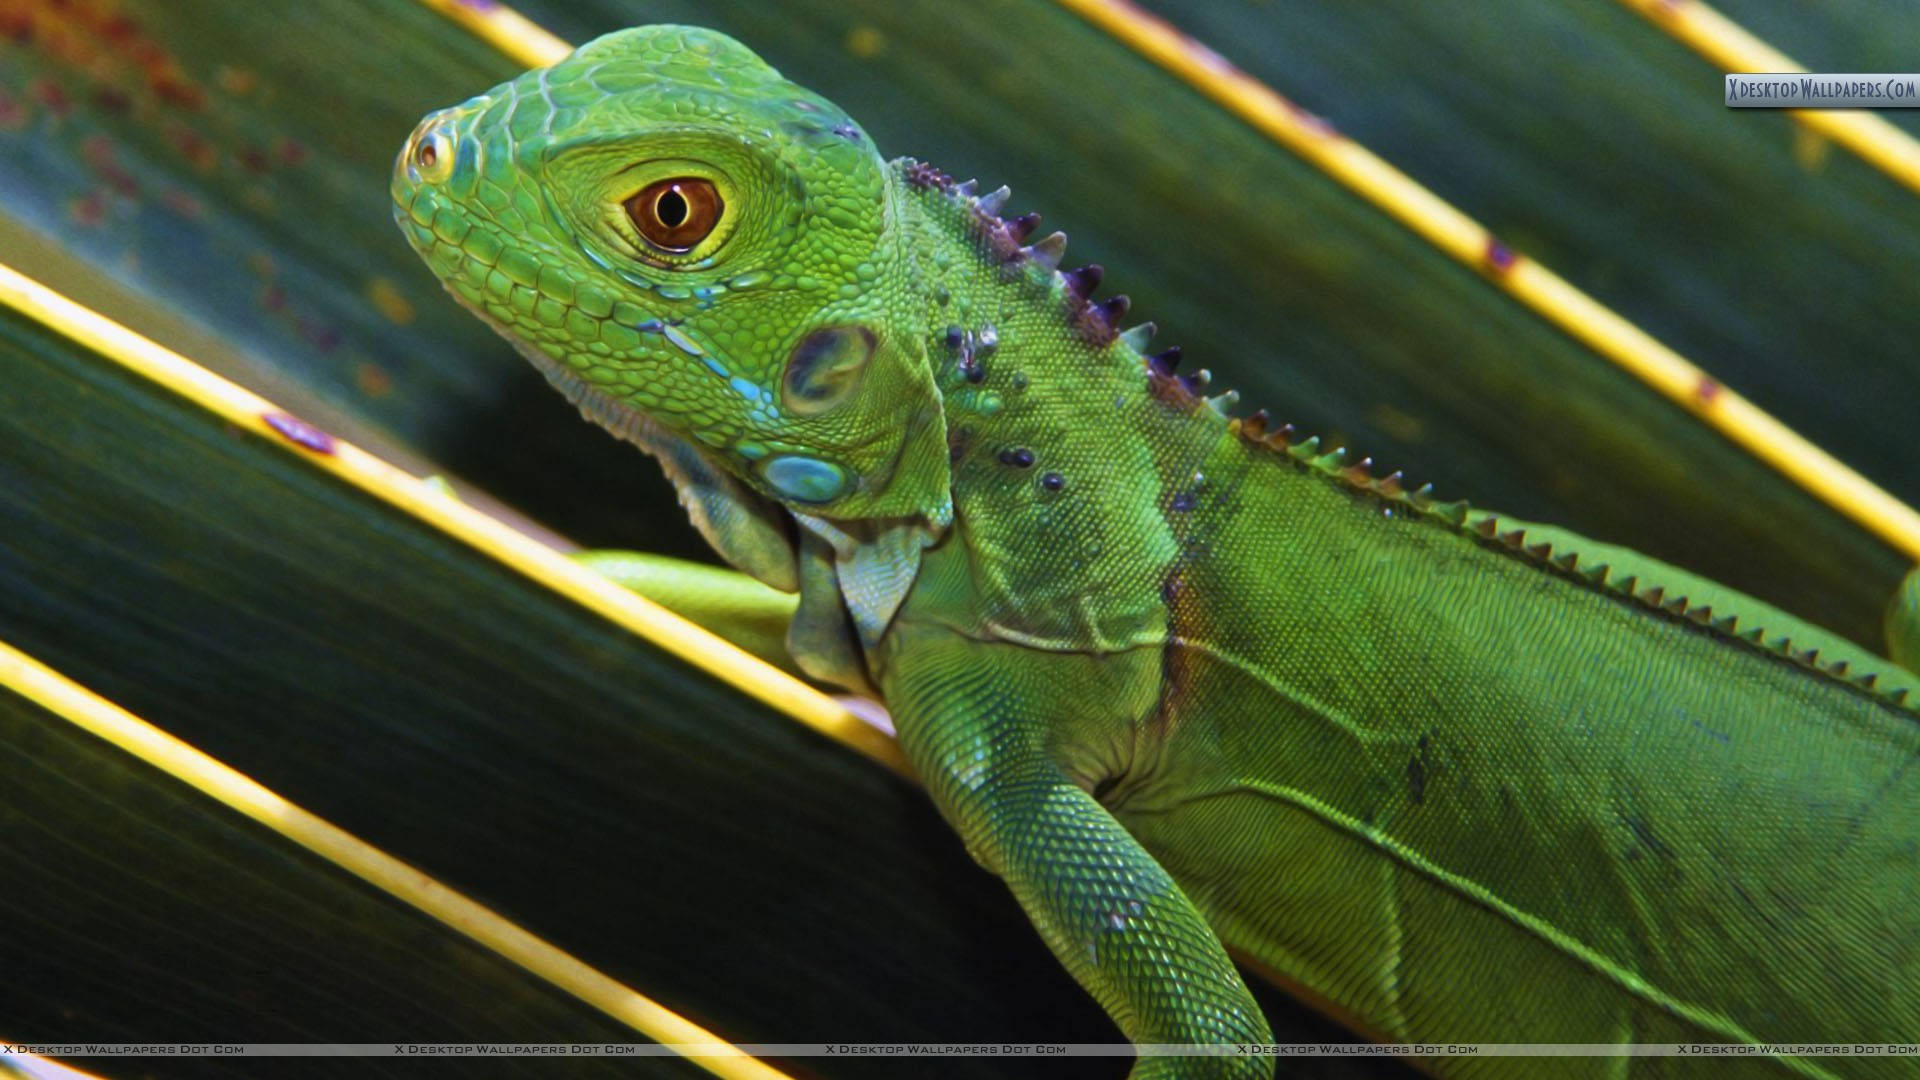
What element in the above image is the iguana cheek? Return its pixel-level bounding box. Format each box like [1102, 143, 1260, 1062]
[762, 454, 848, 503]
[781, 325, 877, 415]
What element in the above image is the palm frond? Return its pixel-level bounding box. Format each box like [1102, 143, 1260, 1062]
[3, 1, 1915, 1075]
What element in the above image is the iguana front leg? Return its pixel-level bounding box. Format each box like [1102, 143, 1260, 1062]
[571, 550, 799, 674]
[880, 624, 1273, 1079]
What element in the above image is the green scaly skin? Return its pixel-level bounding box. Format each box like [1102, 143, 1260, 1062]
[394, 26, 1920, 1078]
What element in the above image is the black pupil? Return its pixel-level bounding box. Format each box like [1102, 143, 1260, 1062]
[656, 187, 689, 228]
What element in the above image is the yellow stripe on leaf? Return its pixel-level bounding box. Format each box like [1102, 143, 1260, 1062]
[411, 0, 569, 67]
[1614, 0, 1920, 199]
[0, 639, 792, 1080]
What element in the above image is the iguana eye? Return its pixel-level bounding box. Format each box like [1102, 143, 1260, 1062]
[413, 129, 453, 183]
[625, 177, 723, 253]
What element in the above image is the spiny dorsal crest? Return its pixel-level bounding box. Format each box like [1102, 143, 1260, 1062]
[905, 159, 1916, 712]
[1455, 510, 1919, 712]
[905, 159, 1146, 352]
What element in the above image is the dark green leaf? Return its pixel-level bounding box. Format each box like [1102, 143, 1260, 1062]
[5, 0, 1915, 1071]
[0, 685, 683, 1078]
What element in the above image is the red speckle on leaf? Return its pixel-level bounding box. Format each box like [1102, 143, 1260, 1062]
[1485, 238, 1518, 275]
[263, 412, 336, 455]
[90, 85, 132, 113]
[166, 122, 217, 171]
[151, 75, 204, 110]
[1696, 377, 1722, 403]
[31, 78, 70, 116]
[162, 188, 202, 219]
[1188, 41, 1236, 78]
[1286, 99, 1339, 138]
[296, 316, 342, 353]
[98, 14, 138, 43]
[1, 10, 33, 43]
[311, 325, 343, 353]
[80, 134, 138, 196]
[0, 91, 28, 131]
[67, 190, 107, 227]
[355, 363, 394, 399]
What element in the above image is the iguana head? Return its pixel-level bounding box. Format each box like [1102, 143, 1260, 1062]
[393, 25, 949, 525]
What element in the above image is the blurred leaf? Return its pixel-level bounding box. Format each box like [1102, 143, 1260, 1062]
[0, 686, 676, 1079]
[3, 0, 1917, 1073]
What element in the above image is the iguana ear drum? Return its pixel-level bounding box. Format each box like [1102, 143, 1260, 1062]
[781, 325, 877, 416]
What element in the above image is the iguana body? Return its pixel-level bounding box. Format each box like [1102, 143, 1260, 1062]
[393, 26, 1920, 1077]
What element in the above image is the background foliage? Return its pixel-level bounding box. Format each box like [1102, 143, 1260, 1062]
[2, 1, 1913, 1076]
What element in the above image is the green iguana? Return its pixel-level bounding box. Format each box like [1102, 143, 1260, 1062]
[393, 25, 1920, 1078]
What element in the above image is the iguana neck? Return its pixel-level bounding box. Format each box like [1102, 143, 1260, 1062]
[884, 158, 1234, 651]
